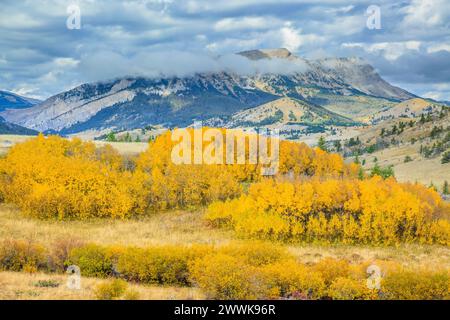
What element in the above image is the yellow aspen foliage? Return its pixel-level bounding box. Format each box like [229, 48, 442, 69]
[1, 127, 447, 249]
[0, 129, 360, 218]
[0, 134, 147, 219]
[206, 176, 450, 245]
[134, 128, 358, 211]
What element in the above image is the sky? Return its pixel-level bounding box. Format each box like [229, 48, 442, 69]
[0, 0, 449, 101]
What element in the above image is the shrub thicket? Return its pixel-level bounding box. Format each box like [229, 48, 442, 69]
[206, 177, 450, 245]
[0, 135, 148, 219]
[0, 240, 448, 300]
[0, 239, 47, 273]
[0, 132, 359, 218]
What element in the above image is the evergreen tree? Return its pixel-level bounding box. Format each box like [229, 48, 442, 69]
[124, 132, 132, 142]
[442, 151, 450, 164]
[391, 125, 398, 135]
[105, 132, 117, 142]
[333, 140, 342, 152]
[370, 164, 395, 179]
[358, 167, 365, 180]
[317, 136, 327, 152]
[428, 182, 437, 192]
[443, 181, 449, 195]
[420, 114, 426, 124]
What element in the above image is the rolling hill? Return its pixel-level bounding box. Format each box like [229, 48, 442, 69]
[222, 97, 354, 128]
[368, 98, 444, 124]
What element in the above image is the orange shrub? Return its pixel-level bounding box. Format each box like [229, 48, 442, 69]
[0, 239, 47, 272]
[312, 258, 351, 286]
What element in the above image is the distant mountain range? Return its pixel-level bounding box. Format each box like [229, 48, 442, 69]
[0, 91, 40, 135]
[0, 49, 418, 136]
[0, 90, 41, 112]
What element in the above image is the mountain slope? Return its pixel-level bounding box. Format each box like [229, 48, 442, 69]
[2, 75, 278, 134]
[314, 57, 414, 101]
[339, 106, 450, 187]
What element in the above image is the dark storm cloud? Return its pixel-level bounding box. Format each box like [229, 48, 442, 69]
[0, 0, 449, 100]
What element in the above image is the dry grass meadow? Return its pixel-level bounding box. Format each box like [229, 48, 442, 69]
[0, 271, 203, 300]
[1, 203, 448, 269]
[1, 201, 449, 299]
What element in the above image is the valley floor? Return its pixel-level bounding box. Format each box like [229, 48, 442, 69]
[0, 135, 449, 300]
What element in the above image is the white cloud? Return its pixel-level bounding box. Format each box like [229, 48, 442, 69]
[0, 0, 448, 100]
[423, 91, 445, 100]
[0, 13, 43, 29]
[77, 49, 310, 80]
[54, 58, 80, 67]
[342, 41, 422, 61]
[427, 43, 450, 54]
[423, 83, 450, 100]
[206, 38, 263, 53]
[401, 0, 450, 29]
[279, 26, 302, 52]
[214, 17, 279, 32]
[319, 15, 365, 36]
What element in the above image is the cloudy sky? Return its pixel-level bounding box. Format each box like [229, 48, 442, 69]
[0, 0, 449, 101]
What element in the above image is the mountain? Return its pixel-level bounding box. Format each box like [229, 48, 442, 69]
[0, 90, 41, 112]
[0, 49, 416, 135]
[1, 76, 277, 134]
[0, 116, 38, 135]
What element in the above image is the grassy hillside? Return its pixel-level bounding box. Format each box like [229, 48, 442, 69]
[329, 105, 450, 189]
[367, 98, 444, 124]
[305, 92, 396, 120]
[228, 97, 355, 128]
